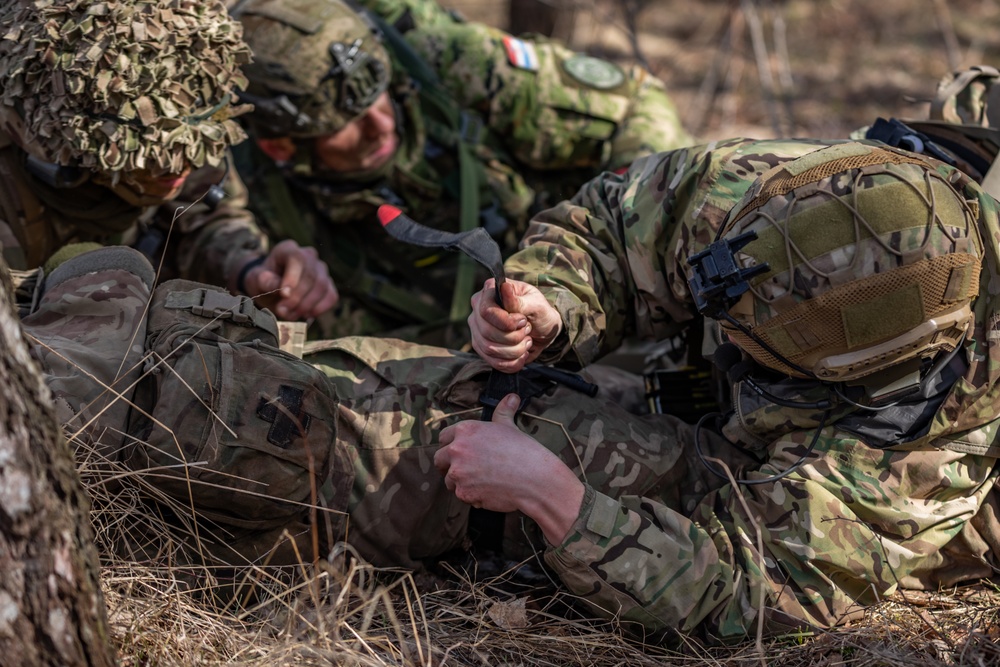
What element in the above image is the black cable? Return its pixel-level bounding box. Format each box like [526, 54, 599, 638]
[720, 311, 818, 379]
[693, 409, 832, 486]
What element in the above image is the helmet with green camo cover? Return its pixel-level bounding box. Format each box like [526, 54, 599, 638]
[233, 0, 391, 139]
[0, 0, 252, 178]
[689, 142, 983, 382]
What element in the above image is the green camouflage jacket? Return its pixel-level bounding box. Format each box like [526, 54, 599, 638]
[355, 0, 460, 30]
[500, 138, 1000, 637]
[0, 131, 267, 289]
[245, 3, 692, 342]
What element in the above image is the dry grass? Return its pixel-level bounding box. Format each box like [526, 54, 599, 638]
[73, 426, 1000, 667]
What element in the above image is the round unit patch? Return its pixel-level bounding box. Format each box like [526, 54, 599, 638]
[562, 55, 626, 90]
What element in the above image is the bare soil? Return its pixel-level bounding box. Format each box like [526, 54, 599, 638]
[448, 0, 1000, 142]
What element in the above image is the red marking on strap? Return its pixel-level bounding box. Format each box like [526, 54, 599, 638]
[377, 204, 402, 227]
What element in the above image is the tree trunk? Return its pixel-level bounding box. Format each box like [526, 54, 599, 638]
[508, 0, 560, 37]
[0, 264, 116, 665]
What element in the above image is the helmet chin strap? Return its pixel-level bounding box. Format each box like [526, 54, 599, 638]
[203, 155, 230, 210]
[25, 156, 89, 189]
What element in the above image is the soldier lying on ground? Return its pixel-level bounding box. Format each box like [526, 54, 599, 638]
[463, 138, 1000, 639]
[229, 0, 692, 342]
[0, 0, 337, 322]
[20, 138, 1000, 643]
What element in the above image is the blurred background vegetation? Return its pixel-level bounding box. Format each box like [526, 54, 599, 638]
[443, 0, 1000, 141]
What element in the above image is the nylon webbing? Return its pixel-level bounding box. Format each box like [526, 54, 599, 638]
[371, 11, 486, 322]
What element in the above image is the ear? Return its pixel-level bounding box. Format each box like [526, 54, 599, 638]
[256, 136, 296, 162]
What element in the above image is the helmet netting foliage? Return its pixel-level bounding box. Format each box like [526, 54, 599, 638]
[0, 0, 252, 176]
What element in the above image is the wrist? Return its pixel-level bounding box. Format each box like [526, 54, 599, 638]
[235, 255, 267, 295]
[519, 462, 584, 545]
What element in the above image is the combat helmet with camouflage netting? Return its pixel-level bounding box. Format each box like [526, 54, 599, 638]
[688, 142, 983, 383]
[0, 0, 252, 178]
[233, 0, 391, 138]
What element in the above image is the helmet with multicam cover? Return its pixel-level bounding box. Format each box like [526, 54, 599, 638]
[233, 0, 391, 139]
[689, 142, 983, 382]
[0, 0, 252, 178]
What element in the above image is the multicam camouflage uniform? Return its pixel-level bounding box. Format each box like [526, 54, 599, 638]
[20, 245, 723, 588]
[500, 138, 1000, 638]
[0, 0, 267, 291]
[235, 0, 692, 341]
[21, 138, 1000, 642]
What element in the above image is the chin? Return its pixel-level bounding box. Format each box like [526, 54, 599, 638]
[113, 187, 181, 207]
[365, 146, 398, 170]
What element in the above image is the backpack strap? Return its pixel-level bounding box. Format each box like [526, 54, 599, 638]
[368, 11, 487, 322]
[162, 286, 280, 340]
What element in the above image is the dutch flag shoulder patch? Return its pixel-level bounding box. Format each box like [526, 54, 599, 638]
[502, 36, 539, 72]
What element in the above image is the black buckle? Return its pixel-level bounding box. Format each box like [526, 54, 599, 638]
[687, 231, 769, 319]
[459, 111, 483, 145]
[192, 289, 253, 324]
[865, 117, 957, 166]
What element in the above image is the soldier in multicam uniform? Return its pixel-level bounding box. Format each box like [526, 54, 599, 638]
[860, 65, 1000, 200]
[458, 138, 1000, 638]
[0, 0, 337, 322]
[17, 137, 1000, 641]
[229, 0, 692, 342]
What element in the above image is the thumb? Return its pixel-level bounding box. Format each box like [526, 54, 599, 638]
[492, 393, 521, 426]
[499, 280, 520, 314]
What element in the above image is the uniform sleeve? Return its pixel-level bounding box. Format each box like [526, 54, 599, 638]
[544, 429, 998, 640]
[152, 160, 269, 291]
[401, 22, 691, 171]
[505, 145, 723, 367]
[356, 0, 462, 30]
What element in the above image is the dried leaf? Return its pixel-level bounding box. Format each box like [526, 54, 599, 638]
[487, 597, 528, 630]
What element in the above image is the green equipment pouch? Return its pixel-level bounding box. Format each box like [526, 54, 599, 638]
[644, 366, 721, 423]
[124, 280, 349, 533]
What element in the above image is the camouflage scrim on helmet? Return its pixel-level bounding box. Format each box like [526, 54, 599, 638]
[0, 0, 252, 176]
[236, 0, 391, 138]
[718, 142, 983, 380]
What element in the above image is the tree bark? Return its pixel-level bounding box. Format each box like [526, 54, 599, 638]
[509, 0, 560, 37]
[0, 264, 115, 665]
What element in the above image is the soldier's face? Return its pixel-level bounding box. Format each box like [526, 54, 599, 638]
[313, 91, 398, 172]
[97, 167, 193, 206]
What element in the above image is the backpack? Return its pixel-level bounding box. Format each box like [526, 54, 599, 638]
[123, 280, 352, 543]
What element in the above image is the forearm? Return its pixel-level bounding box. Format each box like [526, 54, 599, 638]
[153, 162, 269, 289]
[542, 437, 998, 640]
[544, 486, 755, 639]
[168, 213, 267, 291]
[506, 197, 637, 366]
